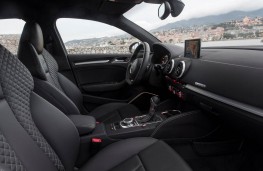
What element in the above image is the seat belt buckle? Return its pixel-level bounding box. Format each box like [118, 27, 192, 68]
[92, 138, 102, 143]
[90, 138, 102, 155]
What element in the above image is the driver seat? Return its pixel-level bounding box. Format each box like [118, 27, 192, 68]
[18, 22, 141, 123]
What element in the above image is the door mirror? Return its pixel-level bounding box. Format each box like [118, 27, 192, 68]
[158, 2, 171, 20]
[129, 42, 140, 53]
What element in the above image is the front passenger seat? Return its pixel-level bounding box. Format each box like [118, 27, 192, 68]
[0, 44, 192, 171]
[18, 22, 141, 123]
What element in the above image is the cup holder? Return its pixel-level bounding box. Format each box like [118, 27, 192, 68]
[161, 110, 181, 118]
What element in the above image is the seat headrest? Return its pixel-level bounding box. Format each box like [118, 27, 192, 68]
[20, 22, 44, 54]
[18, 22, 47, 80]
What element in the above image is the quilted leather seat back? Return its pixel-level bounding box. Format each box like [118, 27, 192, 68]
[0, 132, 25, 171]
[0, 44, 65, 171]
[18, 22, 64, 92]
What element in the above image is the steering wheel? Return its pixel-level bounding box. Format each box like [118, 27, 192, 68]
[126, 42, 151, 85]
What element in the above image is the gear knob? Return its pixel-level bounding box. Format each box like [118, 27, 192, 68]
[149, 96, 160, 115]
[136, 96, 160, 124]
[151, 96, 160, 105]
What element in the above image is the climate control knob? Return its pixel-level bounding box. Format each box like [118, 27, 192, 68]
[123, 118, 133, 124]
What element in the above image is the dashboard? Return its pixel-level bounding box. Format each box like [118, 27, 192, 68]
[151, 42, 263, 120]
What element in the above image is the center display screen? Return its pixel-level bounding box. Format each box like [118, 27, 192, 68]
[184, 39, 201, 58]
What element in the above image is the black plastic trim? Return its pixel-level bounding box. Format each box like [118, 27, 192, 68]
[186, 84, 263, 117]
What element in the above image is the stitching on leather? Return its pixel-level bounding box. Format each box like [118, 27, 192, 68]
[136, 154, 146, 171]
[0, 45, 65, 171]
[137, 140, 160, 171]
[0, 131, 26, 171]
[151, 110, 200, 137]
[42, 49, 64, 92]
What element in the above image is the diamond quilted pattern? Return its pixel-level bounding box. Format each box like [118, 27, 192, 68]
[42, 49, 64, 92]
[0, 45, 65, 171]
[0, 132, 25, 171]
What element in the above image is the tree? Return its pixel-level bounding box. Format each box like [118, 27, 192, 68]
[223, 33, 236, 39]
[255, 31, 261, 37]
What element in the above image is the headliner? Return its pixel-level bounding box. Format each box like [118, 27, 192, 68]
[0, 0, 153, 20]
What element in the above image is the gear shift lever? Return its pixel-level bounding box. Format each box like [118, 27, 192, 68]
[149, 96, 160, 115]
[137, 96, 160, 123]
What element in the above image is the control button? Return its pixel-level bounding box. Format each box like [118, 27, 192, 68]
[123, 118, 133, 124]
[141, 124, 147, 127]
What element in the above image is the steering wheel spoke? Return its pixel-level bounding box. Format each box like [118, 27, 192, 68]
[126, 42, 151, 85]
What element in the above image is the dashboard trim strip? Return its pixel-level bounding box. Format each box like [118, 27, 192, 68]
[185, 84, 263, 117]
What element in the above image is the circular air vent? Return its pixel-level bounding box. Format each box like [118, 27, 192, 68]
[164, 59, 174, 74]
[175, 61, 186, 78]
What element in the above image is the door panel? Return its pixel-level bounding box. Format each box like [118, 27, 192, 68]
[75, 64, 126, 87]
[69, 54, 129, 90]
[55, 18, 146, 111]
[68, 54, 143, 109]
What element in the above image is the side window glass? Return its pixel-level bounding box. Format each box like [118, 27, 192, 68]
[56, 18, 139, 54]
[0, 19, 25, 54]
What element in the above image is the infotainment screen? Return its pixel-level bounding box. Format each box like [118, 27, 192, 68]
[184, 39, 201, 58]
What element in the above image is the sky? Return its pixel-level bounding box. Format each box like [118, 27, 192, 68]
[124, 0, 263, 31]
[0, 19, 25, 34]
[1, 0, 263, 42]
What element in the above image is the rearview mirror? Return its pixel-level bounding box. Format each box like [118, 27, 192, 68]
[158, 2, 171, 20]
[169, 0, 185, 17]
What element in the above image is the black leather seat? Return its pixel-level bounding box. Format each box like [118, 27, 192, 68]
[0, 44, 192, 171]
[17, 22, 141, 123]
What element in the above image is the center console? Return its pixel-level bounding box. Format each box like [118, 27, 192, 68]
[107, 113, 163, 138]
[106, 96, 175, 138]
[119, 114, 163, 129]
[106, 109, 182, 139]
[75, 96, 207, 167]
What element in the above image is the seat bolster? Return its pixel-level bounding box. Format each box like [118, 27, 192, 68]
[89, 103, 141, 123]
[57, 73, 87, 114]
[34, 78, 80, 115]
[80, 137, 157, 171]
[137, 140, 192, 171]
[0, 100, 58, 171]
[30, 92, 80, 171]
[81, 137, 192, 171]
[0, 86, 3, 99]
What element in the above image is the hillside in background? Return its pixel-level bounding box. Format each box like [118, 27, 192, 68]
[65, 34, 132, 47]
[154, 8, 263, 31]
[1, 8, 262, 55]
[65, 8, 263, 46]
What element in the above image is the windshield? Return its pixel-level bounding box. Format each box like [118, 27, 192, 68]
[124, 1, 263, 47]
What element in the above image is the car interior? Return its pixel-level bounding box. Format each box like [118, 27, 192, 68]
[0, 0, 263, 171]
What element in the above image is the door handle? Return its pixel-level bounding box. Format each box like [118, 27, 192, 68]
[111, 58, 127, 63]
